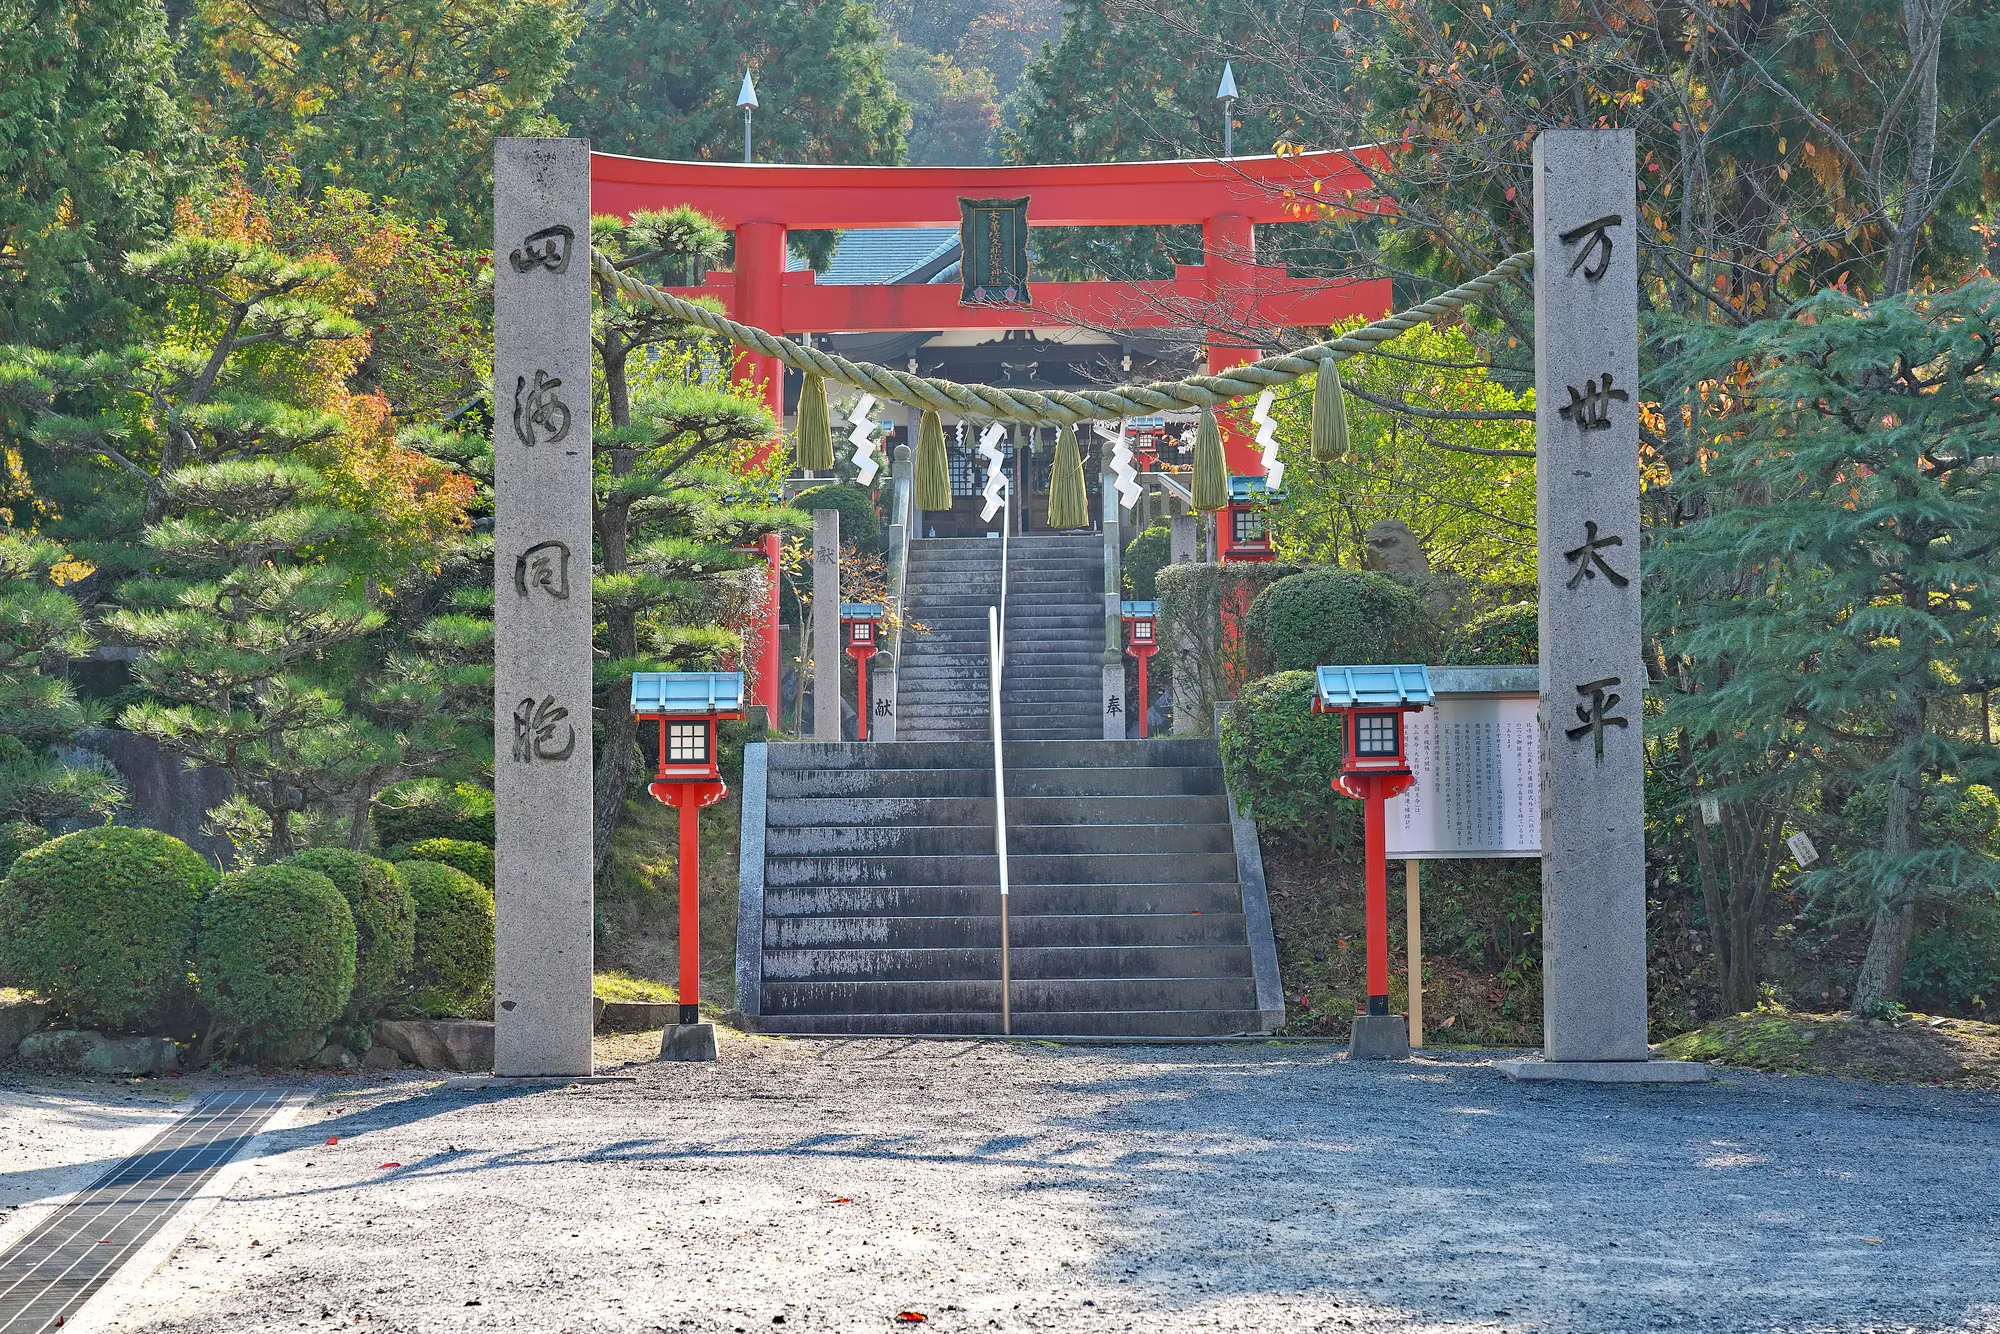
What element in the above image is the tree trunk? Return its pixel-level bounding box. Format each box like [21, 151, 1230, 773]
[1882, 0, 1946, 296]
[593, 709, 638, 886]
[1852, 693, 1927, 1012]
[349, 788, 372, 851]
[270, 806, 293, 860]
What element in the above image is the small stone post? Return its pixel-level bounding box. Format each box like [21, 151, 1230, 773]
[492, 138, 595, 1078]
[1522, 129, 1675, 1076]
[812, 508, 842, 740]
[1170, 514, 1196, 567]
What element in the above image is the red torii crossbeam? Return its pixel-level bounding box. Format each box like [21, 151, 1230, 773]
[590, 149, 1393, 722]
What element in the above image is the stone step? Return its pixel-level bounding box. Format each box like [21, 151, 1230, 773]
[763, 910, 1250, 949]
[764, 850, 1240, 888]
[747, 1009, 1265, 1037]
[762, 944, 1253, 982]
[763, 881, 1248, 918]
[758, 976, 1259, 1015]
[766, 766, 1226, 800]
[766, 739, 1222, 769]
[764, 822, 1233, 858]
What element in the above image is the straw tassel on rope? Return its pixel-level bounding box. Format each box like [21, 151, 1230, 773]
[795, 372, 834, 472]
[913, 409, 953, 512]
[1311, 357, 1350, 463]
[1046, 423, 1090, 530]
[1191, 407, 1228, 513]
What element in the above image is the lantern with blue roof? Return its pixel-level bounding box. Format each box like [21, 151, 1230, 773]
[1120, 600, 1161, 737]
[839, 603, 885, 740]
[631, 671, 745, 1033]
[1222, 475, 1284, 562]
[1314, 664, 1434, 1052]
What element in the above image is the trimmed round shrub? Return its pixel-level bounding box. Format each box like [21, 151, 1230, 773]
[397, 860, 494, 1018]
[284, 850, 414, 1014]
[197, 864, 356, 1048]
[373, 779, 494, 849]
[0, 822, 50, 879]
[385, 837, 494, 889]
[791, 482, 880, 547]
[0, 826, 217, 1027]
[1444, 602, 1538, 665]
[1244, 567, 1437, 674]
[1217, 671, 1358, 845]
[1123, 523, 1173, 600]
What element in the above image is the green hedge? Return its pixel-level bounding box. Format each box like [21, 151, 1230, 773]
[0, 826, 217, 1027]
[384, 837, 493, 889]
[1244, 567, 1437, 674]
[373, 779, 495, 849]
[1217, 671, 1358, 845]
[1123, 524, 1172, 600]
[1444, 602, 1538, 665]
[791, 482, 880, 547]
[197, 863, 356, 1048]
[284, 849, 414, 1015]
[1155, 561, 1299, 730]
[397, 860, 494, 1017]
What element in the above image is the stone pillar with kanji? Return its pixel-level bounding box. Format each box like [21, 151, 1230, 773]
[491, 139, 596, 1078]
[1532, 130, 1651, 1067]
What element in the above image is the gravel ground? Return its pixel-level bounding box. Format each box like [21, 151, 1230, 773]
[21, 1035, 2000, 1334]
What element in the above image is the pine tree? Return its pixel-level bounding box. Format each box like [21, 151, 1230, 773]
[0, 0, 188, 348]
[0, 207, 475, 857]
[587, 210, 808, 882]
[1652, 281, 2000, 1012]
[0, 531, 124, 828]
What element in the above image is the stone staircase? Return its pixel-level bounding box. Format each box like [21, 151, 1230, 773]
[736, 738, 1284, 1036]
[895, 535, 1105, 743]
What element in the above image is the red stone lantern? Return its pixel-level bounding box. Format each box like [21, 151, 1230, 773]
[1121, 599, 1160, 738]
[1314, 664, 1433, 1039]
[840, 602, 884, 740]
[632, 671, 744, 1026]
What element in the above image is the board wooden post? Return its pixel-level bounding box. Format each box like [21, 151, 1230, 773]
[1406, 859, 1423, 1049]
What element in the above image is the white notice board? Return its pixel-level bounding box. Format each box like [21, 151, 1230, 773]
[1386, 695, 1541, 858]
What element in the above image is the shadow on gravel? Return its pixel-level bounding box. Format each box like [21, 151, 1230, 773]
[1017, 1050, 2000, 1332]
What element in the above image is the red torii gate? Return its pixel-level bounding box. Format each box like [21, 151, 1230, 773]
[590, 149, 1392, 723]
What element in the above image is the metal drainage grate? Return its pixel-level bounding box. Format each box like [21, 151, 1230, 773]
[0, 1089, 287, 1333]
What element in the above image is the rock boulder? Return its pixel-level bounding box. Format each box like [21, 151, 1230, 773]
[373, 1019, 494, 1072]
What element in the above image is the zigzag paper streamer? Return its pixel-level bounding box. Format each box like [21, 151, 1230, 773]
[847, 393, 880, 487]
[1251, 390, 1284, 492]
[1096, 420, 1141, 511]
[977, 422, 1009, 522]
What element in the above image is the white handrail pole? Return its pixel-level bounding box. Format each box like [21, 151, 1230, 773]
[989, 603, 1011, 1035]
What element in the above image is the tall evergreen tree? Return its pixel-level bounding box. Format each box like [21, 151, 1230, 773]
[1652, 281, 2000, 1011]
[553, 0, 908, 268]
[183, 0, 582, 244]
[0, 0, 188, 348]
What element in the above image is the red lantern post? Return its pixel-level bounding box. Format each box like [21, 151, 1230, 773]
[1121, 600, 1160, 738]
[632, 671, 744, 1038]
[1314, 664, 1433, 1057]
[840, 602, 884, 741]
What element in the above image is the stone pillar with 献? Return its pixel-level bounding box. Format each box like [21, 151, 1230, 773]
[492, 138, 596, 1078]
[812, 508, 842, 741]
[1502, 129, 1708, 1083]
[1170, 513, 1197, 567]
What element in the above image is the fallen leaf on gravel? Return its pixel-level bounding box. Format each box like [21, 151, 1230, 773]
[894, 1314, 927, 1324]
[378, 1163, 401, 1169]
[1863, 1238, 1884, 1245]
[326, 1136, 338, 1145]
[831, 1197, 852, 1204]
